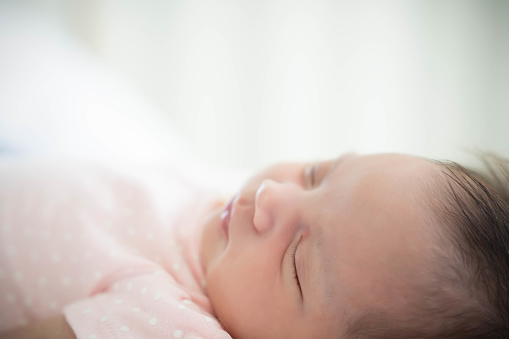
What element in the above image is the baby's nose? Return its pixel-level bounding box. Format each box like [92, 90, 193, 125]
[253, 180, 273, 233]
[253, 179, 292, 234]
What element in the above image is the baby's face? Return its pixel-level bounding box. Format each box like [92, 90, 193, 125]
[201, 153, 440, 338]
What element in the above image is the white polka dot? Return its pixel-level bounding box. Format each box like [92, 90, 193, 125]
[82, 308, 91, 314]
[43, 230, 51, 238]
[40, 208, 51, 221]
[114, 299, 123, 304]
[95, 271, 102, 279]
[205, 316, 214, 323]
[113, 283, 120, 290]
[13, 271, 23, 282]
[127, 228, 136, 236]
[173, 329, 183, 338]
[49, 301, 58, 310]
[51, 253, 60, 263]
[38, 276, 47, 286]
[100, 316, 108, 322]
[109, 249, 117, 257]
[79, 212, 88, 224]
[149, 317, 157, 325]
[2, 222, 12, 233]
[85, 251, 92, 259]
[177, 304, 186, 310]
[154, 255, 161, 263]
[88, 335, 97, 339]
[154, 293, 162, 300]
[6, 245, 16, 257]
[153, 270, 163, 277]
[24, 298, 33, 307]
[62, 277, 71, 286]
[120, 326, 129, 332]
[126, 282, 132, 290]
[141, 287, 147, 294]
[30, 252, 39, 263]
[172, 263, 180, 271]
[132, 307, 141, 312]
[147, 232, 154, 240]
[6, 293, 16, 303]
[101, 199, 113, 211]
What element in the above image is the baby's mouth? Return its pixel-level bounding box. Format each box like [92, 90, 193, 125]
[221, 195, 235, 238]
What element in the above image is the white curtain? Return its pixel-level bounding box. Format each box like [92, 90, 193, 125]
[2, 0, 508, 169]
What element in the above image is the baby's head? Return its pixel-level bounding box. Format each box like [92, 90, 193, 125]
[200, 153, 509, 338]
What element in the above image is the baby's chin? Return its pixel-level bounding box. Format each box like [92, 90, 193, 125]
[199, 208, 227, 276]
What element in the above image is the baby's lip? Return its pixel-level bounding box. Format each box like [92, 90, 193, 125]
[221, 195, 236, 238]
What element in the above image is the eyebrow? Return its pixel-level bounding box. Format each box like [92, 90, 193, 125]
[318, 154, 348, 185]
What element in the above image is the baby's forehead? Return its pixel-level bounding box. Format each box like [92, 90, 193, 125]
[323, 154, 440, 213]
[326, 153, 440, 186]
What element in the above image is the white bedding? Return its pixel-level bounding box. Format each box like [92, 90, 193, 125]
[0, 8, 247, 194]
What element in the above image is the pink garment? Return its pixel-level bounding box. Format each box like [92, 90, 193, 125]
[0, 159, 232, 338]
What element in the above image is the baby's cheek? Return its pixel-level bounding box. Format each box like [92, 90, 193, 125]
[200, 212, 228, 271]
[206, 263, 239, 327]
[208, 272, 263, 339]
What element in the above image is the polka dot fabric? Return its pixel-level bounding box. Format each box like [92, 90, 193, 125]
[0, 159, 232, 338]
[65, 273, 227, 338]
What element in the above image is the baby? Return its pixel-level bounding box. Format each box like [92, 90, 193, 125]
[0, 153, 508, 338]
[201, 153, 509, 338]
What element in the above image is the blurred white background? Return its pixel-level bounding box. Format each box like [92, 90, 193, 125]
[1, 0, 508, 170]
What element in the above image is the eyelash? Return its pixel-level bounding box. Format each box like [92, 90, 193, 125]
[310, 165, 316, 187]
[290, 243, 302, 292]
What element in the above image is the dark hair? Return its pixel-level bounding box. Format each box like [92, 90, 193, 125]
[346, 153, 509, 338]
